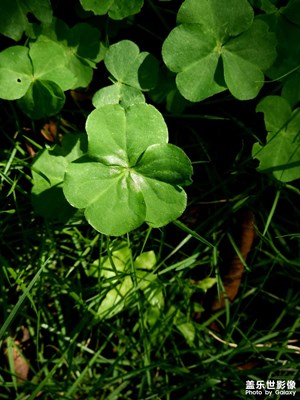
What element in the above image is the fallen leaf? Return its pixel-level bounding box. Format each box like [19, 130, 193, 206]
[4, 326, 30, 383]
[40, 119, 58, 142]
[210, 210, 256, 312]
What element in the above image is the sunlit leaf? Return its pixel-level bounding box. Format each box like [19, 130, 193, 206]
[97, 276, 133, 319]
[92, 40, 157, 108]
[0, 46, 32, 100]
[252, 96, 300, 182]
[0, 40, 76, 116]
[31, 133, 88, 221]
[162, 0, 276, 101]
[63, 104, 193, 236]
[104, 40, 158, 91]
[30, 18, 102, 88]
[92, 83, 145, 108]
[79, 0, 143, 20]
[134, 251, 156, 270]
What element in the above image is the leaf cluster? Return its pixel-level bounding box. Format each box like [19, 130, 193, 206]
[1, 1, 300, 398]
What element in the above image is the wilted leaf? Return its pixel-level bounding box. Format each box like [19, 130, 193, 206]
[5, 327, 31, 383]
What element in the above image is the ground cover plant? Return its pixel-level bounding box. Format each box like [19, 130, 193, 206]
[0, 0, 300, 399]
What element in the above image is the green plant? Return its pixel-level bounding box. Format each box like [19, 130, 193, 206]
[63, 104, 192, 236]
[252, 95, 300, 182]
[162, 0, 277, 101]
[1, 0, 300, 399]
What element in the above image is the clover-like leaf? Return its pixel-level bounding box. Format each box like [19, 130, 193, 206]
[92, 83, 145, 109]
[17, 80, 65, 120]
[95, 242, 162, 318]
[0, 41, 77, 118]
[97, 276, 133, 319]
[79, 0, 143, 20]
[29, 40, 76, 91]
[31, 133, 88, 221]
[177, 0, 254, 40]
[162, 0, 277, 102]
[63, 104, 193, 236]
[0, 0, 52, 41]
[30, 18, 102, 88]
[0, 46, 33, 100]
[252, 96, 300, 182]
[262, 8, 300, 83]
[222, 20, 277, 100]
[104, 40, 158, 91]
[174, 310, 195, 346]
[92, 40, 158, 108]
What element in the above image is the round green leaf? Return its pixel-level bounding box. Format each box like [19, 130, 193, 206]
[135, 144, 193, 186]
[134, 251, 156, 270]
[64, 159, 146, 236]
[79, 0, 114, 15]
[223, 20, 277, 72]
[86, 105, 128, 166]
[104, 40, 131, 80]
[0, 0, 52, 41]
[222, 51, 264, 100]
[252, 96, 300, 182]
[108, 0, 143, 20]
[162, 0, 277, 102]
[64, 159, 123, 209]
[70, 23, 102, 63]
[97, 276, 133, 319]
[86, 104, 168, 166]
[92, 83, 145, 108]
[29, 40, 76, 91]
[80, 0, 143, 20]
[16, 80, 65, 119]
[31, 18, 102, 88]
[31, 133, 87, 221]
[266, 13, 300, 80]
[222, 20, 276, 100]
[141, 178, 188, 228]
[256, 95, 291, 133]
[125, 104, 168, 165]
[0, 46, 33, 100]
[178, 0, 254, 41]
[85, 172, 146, 235]
[104, 40, 158, 91]
[63, 104, 193, 236]
[162, 25, 225, 102]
